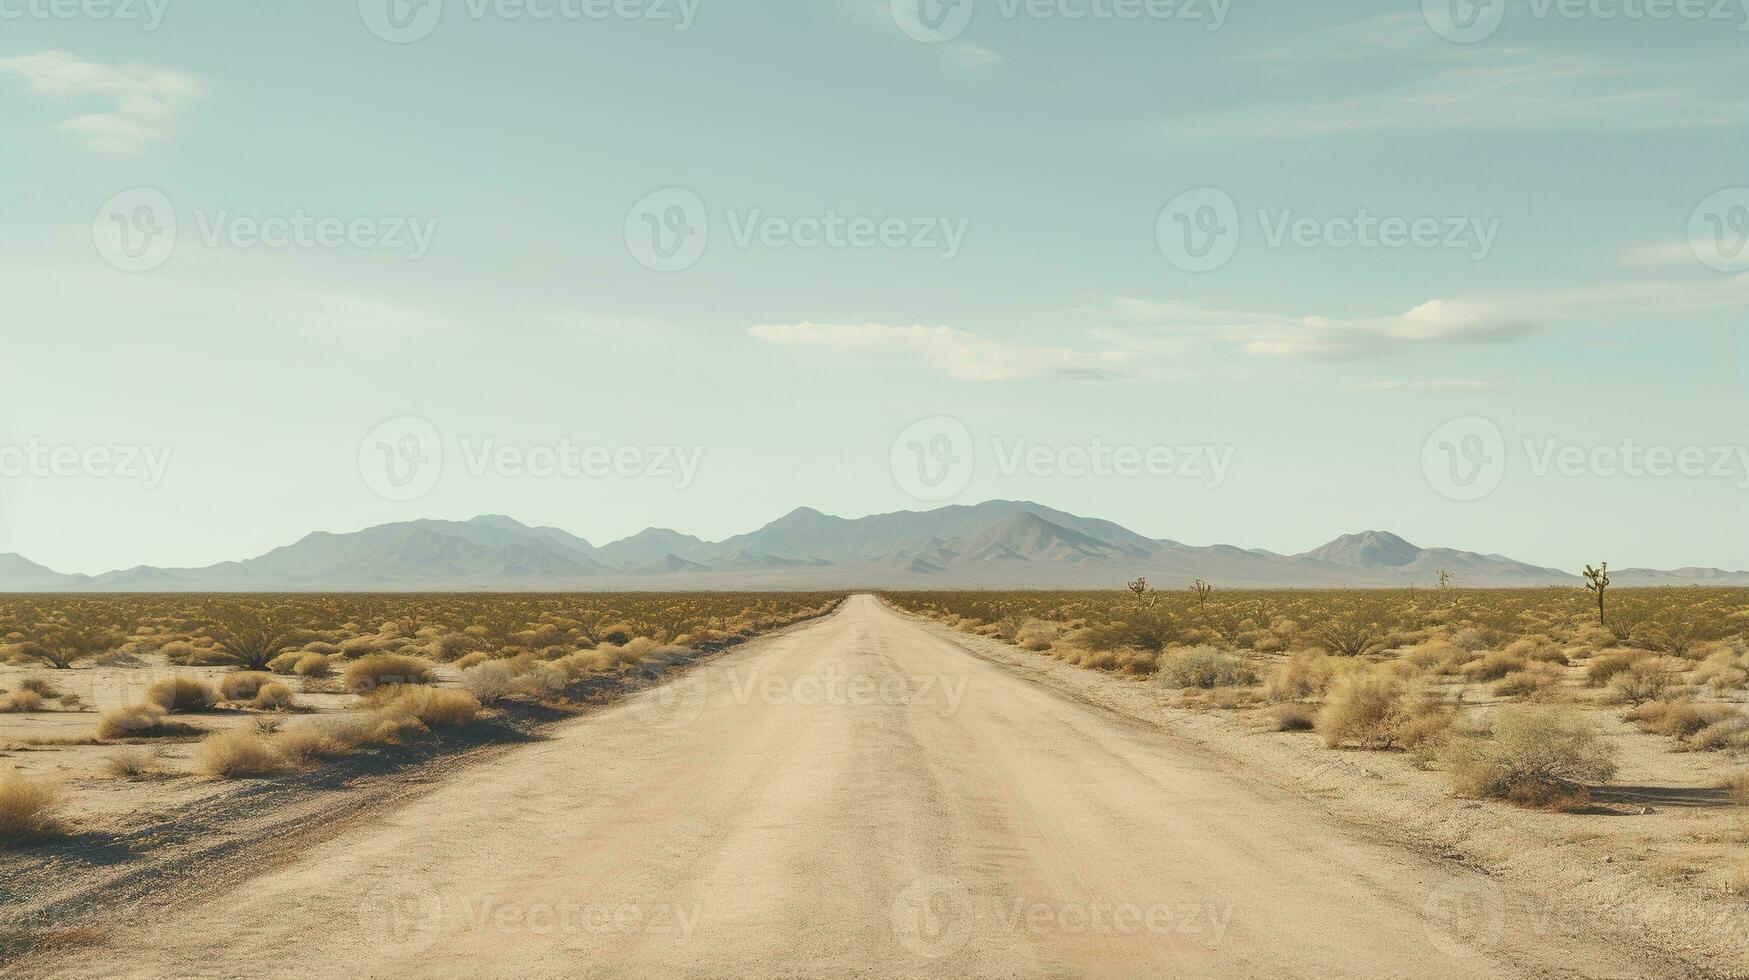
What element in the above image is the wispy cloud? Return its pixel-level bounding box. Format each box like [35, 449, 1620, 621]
[748, 322, 1132, 381]
[1103, 271, 1747, 361]
[1102, 297, 1533, 360]
[1162, 13, 1745, 138]
[0, 51, 202, 154]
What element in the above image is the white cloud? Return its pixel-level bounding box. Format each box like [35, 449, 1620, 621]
[747, 322, 1133, 381]
[1103, 297, 1532, 360]
[0, 51, 202, 153]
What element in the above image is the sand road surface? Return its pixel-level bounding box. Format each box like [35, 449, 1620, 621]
[39, 595, 1655, 979]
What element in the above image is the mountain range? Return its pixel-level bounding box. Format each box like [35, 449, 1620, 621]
[3, 501, 1743, 592]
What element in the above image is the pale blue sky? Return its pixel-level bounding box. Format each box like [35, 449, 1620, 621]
[1, 0, 1745, 575]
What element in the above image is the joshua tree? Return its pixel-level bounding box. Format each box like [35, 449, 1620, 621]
[1190, 579, 1213, 606]
[1583, 562, 1610, 626]
[1126, 577, 1154, 606]
[1436, 569, 1454, 590]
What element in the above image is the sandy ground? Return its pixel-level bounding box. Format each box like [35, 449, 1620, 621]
[18, 595, 1679, 979]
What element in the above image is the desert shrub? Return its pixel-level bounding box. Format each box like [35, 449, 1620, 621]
[1587, 649, 1653, 686]
[1688, 713, 1749, 752]
[1014, 620, 1058, 652]
[461, 660, 519, 703]
[424, 632, 477, 662]
[1155, 646, 1256, 689]
[266, 651, 302, 674]
[1316, 672, 1452, 751]
[341, 654, 434, 694]
[1273, 703, 1317, 731]
[17, 676, 58, 697]
[385, 688, 481, 728]
[251, 682, 296, 710]
[1492, 663, 1566, 700]
[1628, 700, 1735, 739]
[1694, 651, 1749, 692]
[218, 672, 274, 702]
[292, 653, 332, 677]
[1726, 772, 1749, 807]
[1264, 650, 1355, 702]
[275, 723, 358, 766]
[453, 651, 491, 671]
[1460, 651, 1528, 682]
[1441, 706, 1617, 809]
[146, 676, 219, 713]
[102, 748, 159, 779]
[1406, 638, 1470, 673]
[196, 731, 285, 778]
[1605, 658, 1684, 705]
[0, 689, 44, 713]
[0, 774, 61, 843]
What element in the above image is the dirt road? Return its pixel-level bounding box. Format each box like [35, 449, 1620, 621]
[38, 595, 1653, 979]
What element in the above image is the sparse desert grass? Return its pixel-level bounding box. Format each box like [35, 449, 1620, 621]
[0, 689, 45, 713]
[0, 773, 61, 843]
[1723, 772, 1748, 807]
[275, 722, 359, 765]
[102, 748, 160, 779]
[1265, 650, 1357, 703]
[196, 731, 286, 778]
[341, 654, 435, 694]
[1441, 706, 1618, 810]
[1316, 671, 1453, 752]
[96, 704, 202, 741]
[145, 676, 219, 713]
[1492, 663, 1567, 700]
[1273, 703, 1317, 731]
[16, 676, 58, 697]
[218, 672, 275, 702]
[251, 682, 297, 710]
[1155, 646, 1257, 689]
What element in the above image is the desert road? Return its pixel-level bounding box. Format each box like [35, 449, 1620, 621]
[39, 595, 1649, 979]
